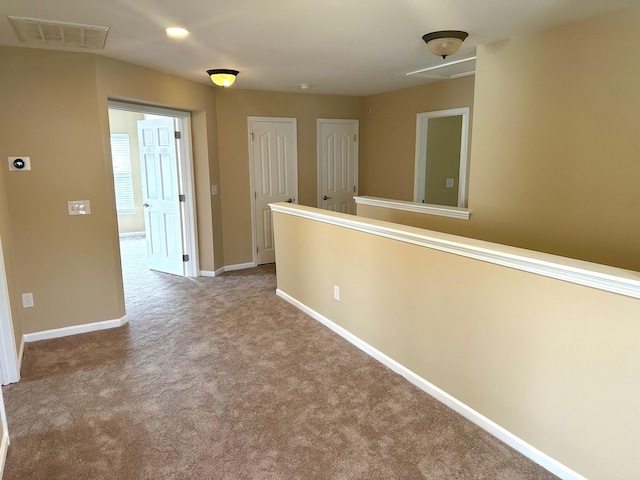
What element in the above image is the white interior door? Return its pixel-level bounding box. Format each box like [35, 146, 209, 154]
[137, 119, 184, 276]
[249, 117, 298, 265]
[318, 119, 358, 214]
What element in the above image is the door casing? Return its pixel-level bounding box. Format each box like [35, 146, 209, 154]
[0, 236, 19, 385]
[108, 100, 199, 277]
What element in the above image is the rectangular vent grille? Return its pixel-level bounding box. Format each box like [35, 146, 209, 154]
[9, 16, 109, 50]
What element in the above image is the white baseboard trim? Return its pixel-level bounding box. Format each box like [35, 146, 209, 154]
[223, 262, 255, 272]
[200, 265, 241, 277]
[0, 431, 8, 478]
[17, 336, 24, 372]
[118, 231, 145, 238]
[276, 288, 587, 480]
[24, 316, 129, 343]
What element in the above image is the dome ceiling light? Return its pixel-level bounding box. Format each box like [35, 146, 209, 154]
[207, 69, 239, 87]
[422, 30, 469, 59]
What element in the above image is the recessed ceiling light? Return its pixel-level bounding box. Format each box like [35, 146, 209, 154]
[166, 27, 189, 39]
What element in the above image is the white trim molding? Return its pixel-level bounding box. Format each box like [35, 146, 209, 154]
[0, 236, 20, 385]
[17, 336, 24, 372]
[201, 265, 256, 277]
[355, 196, 470, 220]
[223, 262, 256, 273]
[276, 289, 587, 480]
[270, 203, 640, 300]
[118, 231, 145, 238]
[24, 316, 129, 343]
[0, 430, 8, 478]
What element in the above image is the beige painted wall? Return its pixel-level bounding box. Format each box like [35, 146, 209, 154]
[273, 206, 640, 480]
[108, 109, 145, 234]
[425, 115, 462, 206]
[0, 47, 222, 334]
[0, 48, 124, 333]
[95, 56, 222, 272]
[466, 7, 640, 271]
[360, 75, 474, 201]
[359, 7, 640, 271]
[215, 89, 364, 266]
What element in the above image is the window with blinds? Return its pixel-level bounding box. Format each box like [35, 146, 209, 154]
[110, 133, 136, 215]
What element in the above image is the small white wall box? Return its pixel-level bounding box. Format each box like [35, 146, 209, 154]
[8, 157, 31, 171]
[67, 200, 91, 215]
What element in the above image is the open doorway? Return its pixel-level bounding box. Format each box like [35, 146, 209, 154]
[107, 101, 199, 281]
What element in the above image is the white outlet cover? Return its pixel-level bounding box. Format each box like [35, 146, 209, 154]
[21, 293, 34, 308]
[68, 200, 91, 215]
[446, 178, 455, 188]
[8, 156, 31, 171]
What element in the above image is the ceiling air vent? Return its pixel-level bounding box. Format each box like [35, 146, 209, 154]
[8, 16, 109, 50]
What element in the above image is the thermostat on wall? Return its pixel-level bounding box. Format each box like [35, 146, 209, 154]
[8, 157, 31, 171]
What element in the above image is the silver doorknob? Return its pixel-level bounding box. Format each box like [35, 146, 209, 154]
[323, 195, 332, 200]
[285, 198, 293, 203]
[143, 203, 151, 207]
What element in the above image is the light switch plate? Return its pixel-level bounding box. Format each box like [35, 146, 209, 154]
[8, 156, 31, 171]
[68, 200, 91, 215]
[446, 178, 455, 188]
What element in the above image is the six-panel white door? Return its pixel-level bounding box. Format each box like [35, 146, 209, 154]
[318, 119, 358, 214]
[137, 119, 184, 276]
[249, 117, 298, 265]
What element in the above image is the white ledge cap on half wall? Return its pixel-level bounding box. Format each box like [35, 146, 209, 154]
[354, 196, 470, 220]
[269, 203, 640, 300]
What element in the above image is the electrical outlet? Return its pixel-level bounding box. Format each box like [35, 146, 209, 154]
[67, 200, 91, 215]
[333, 285, 340, 301]
[22, 292, 34, 308]
[446, 178, 455, 188]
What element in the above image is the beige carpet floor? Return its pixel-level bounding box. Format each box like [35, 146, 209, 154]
[2, 236, 558, 479]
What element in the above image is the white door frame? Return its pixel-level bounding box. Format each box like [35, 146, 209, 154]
[413, 107, 470, 208]
[0, 236, 20, 385]
[317, 119, 359, 209]
[247, 116, 298, 266]
[108, 100, 199, 277]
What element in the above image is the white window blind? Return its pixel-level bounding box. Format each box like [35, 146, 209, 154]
[110, 133, 136, 215]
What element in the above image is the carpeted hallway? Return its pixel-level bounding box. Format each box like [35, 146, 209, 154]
[2, 236, 558, 479]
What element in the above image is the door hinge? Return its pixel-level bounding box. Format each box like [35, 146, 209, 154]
[250, 132, 254, 141]
[354, 134, 357, 142]
[175, 131, 182, 139]
[182, 254, 190, 262]
[179, 194, 186, 202]
[353, 185, 356, 193]
[254, 191, 257, 199]
[256, 246, 259, 253]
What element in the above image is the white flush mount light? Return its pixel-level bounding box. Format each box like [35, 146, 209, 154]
[300, 84, 311, 90]
[166, 27, 189, 38]
[422, 30, 469, 59]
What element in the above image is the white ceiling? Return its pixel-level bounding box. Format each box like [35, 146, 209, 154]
[0, 0, 635, 96]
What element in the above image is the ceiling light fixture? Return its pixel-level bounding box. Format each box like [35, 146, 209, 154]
[422, 30, 468, 59]
[166, 27, 189, 38]
[207, 69, 239, 87]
